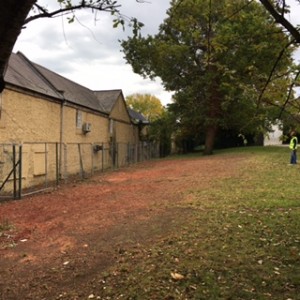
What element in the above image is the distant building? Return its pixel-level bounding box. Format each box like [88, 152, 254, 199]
[264, 122, 283, 146]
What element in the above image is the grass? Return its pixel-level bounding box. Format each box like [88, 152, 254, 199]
[0, 218, 17, 249]
[91, 146, 300, 299]
[0, 218, 13, 232]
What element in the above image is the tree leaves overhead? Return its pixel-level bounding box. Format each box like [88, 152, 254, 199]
[0, 0, 144, 94]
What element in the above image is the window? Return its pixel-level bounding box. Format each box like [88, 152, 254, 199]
[76, 110, 82, 129]
[109, 119, 114, 135]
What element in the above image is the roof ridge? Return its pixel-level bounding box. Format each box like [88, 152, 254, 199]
[94, 89, 122, 93]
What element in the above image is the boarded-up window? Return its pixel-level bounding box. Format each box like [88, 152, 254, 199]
[33, 144, 46, 176]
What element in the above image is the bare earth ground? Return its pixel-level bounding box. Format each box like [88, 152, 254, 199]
[0, 155, 243, 300]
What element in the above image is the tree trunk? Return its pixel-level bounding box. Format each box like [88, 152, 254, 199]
[203, 77, 222, 155]
[204, 124, 218, 155]
[0, 0, 36, 92]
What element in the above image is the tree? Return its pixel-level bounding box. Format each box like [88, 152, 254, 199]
[121, 0, 294, 154]
[126, 93, 175, 155]
[126, 93, 164, 122]
[0, 0, 143, 93]
[149, 109, 176, 157]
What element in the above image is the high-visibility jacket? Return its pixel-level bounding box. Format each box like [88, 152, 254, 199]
[290, 136, 298, 150]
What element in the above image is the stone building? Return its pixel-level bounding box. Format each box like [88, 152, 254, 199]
[0, 52, 150, 196]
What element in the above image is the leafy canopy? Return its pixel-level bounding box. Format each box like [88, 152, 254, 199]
[121, 0, 295, 151]
[126, 93, 164, 122]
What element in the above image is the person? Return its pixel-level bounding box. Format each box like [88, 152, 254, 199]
[289, 131, 298, 165]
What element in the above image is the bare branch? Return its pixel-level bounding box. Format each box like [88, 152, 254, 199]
[278, 68, 300, 118]
[256, 40, 295, 111]
[25, 1, 121, 24]
[259, 0, 300, 43]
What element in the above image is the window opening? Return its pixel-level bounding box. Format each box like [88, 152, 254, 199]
[76, 110, 82, 128]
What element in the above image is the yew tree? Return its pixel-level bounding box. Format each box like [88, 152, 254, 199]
[121, 0, 294, 154]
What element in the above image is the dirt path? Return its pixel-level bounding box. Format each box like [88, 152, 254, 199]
[0, 155, 244, 299]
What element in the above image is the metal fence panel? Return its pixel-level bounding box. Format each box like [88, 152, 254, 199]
[0, 141, 159, 200]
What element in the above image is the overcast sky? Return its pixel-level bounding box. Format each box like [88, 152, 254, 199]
[13, 0, 300, 106]
[13, 0, 173, 105]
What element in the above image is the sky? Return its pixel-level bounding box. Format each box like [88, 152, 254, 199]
[13, 0, 173, 106]
[13, 0, 300, 106]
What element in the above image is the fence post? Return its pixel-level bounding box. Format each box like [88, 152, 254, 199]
[56, 143, 59, 185]
[91, 143, 94, 176]
[18, 145, 22, 199]
[45, 143, 48, 188]
[64, 143, 68, 180]
[78, 143, 84, 179]
[13, 145, 17, 199]
[102, 142, 104, 172]
[116, 143, 119, 169]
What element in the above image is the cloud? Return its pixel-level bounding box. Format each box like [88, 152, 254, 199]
[14, 0, 173, 105]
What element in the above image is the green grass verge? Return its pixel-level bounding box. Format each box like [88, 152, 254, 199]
[92, 146, 300, 300]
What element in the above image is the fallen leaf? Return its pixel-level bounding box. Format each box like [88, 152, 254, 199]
[171, 272, 184, 280]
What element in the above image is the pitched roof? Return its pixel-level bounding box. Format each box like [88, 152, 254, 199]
[4, 52, 149, 125]
[5, 52, 106, 113]
[93, 89, 122, 114]
[34, 62, 106, 112]
[5, 52, 61, 99]
[127, 107, 149, 124]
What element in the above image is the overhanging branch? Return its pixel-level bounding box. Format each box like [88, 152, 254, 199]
[259, 0, 300, 43]
[256, 40, 294, 111]
[25, 2, 121, 24]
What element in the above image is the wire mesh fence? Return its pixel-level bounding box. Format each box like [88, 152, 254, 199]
[0, 141, 159, 200]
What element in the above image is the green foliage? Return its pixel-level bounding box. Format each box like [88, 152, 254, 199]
[126, 93, 175, 154]
[125, 93, 176, 155]
[121, 0, 295, 153]
[126, 93, 164, 122]
[148, 109, 177, 156]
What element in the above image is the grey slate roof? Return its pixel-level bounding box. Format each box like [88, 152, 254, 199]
[4, 52, 149, 124]
[93, 89, 123, 114]
[34, 62, 106, 113]
[5, 52, 106, 113]
[127, 108, 149, 124]
[5, 52, 61, 99]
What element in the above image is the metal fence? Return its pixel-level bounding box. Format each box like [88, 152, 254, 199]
[0, 141, 159, 200]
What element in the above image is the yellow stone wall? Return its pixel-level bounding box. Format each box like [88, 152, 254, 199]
[0, 88, 141, 193]
[0, 89, 133, 190]
[109, 95, 136, 165]
[0, 89, 60, 143]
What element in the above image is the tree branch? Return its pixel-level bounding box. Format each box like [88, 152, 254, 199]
[256, 40, 295, 111]
[259, 0, 300, 43]
[278, 68, 300, 119]
[25, 2, 121, 24]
